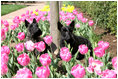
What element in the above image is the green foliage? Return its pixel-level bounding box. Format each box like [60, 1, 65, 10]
[71, 1, 117, 35]
[62, 1, 74, 6]
[1, 4, 26, 16]
[107, 2, 117, 35]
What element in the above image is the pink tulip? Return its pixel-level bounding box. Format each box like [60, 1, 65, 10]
[35, 41, 46, 52]
[98, 41, 109, 50]
[102, 69, 116, 78]
[46, 15, 50, 22]
[94, 66, 103, 75]
[112, 57, 117, 73]
[15, 67, 32, 78]
[75, 23, 80, 28]
[59, 16, 62, 21]
[70, 15, 75, 20]
[39, 53, 51, 66]
[35, 9, 38, 12]
[31, 14, 36, 19]
[14, 23, 19, 28]
[1, 63, 8, 76]
[88, 20, 94, 26]
[24, 40, 35, 51]
[1, 19, 3, 25]
[35, 66, 50, 78]
[20, 17, 26, 22]
[17, 53, 30, 66]
[25, 14, 30, 19]
[78, 44, 88, 55]
[36, 16, 41, 22]
[77, 13, 83, 20]
[41, 16, 46, 21]
[60, 47, 72, 62]
[15, 43, 24, 52]
[42, 11, 47, 15]
[30, 11, 33, 14]
[94, 47, 105, 57]
[17, 32, 25, 41]
[65, 20, 71, 26]
[98, 41, 104, 47]
[81, 18, 88, 23]
[21, 13, 25, 17]
[73, 9, 78, 15]
[87, 57, 103, 75]
[3, 27, 8, 32]
[43, 35, 53, 45]
[3, 20, 9, 27]
[92, 60, 104, 67]
[1, 53, 9, 64]
[59, 11, 65, 16]
[27, 18, 33, 24]
[71, 64, 86, 78]
[1, 46, 10, 55]
[10, 25, 16, 30]
[1, 29, 6, 41]
[102, 42, 109, 50]
[88, 57, 94, 65]
[62, 16, 67, 21]
[13, 16, 21, 24]
[26, 10, 29, 15]
[86, 65, 94, 73]
[89, 57, 104, 67]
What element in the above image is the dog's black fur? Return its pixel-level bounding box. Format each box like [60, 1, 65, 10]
[58, 21, 93, 60]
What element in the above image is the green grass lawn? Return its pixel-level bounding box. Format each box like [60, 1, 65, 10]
[1, 4, 27, 16]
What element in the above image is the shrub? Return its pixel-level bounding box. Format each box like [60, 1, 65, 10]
[69, 1, 117, 35]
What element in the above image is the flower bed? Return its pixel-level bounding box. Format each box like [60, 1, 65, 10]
[1, 5, 117, 78]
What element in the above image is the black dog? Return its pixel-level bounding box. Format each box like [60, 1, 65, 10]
[25, 18, 56, 57]
[25, 18, 42, 42]
[58, 21, 93, 60]
[25, 18, 50, 56]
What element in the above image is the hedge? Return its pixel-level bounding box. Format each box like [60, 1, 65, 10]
[62, 1, 117, 35]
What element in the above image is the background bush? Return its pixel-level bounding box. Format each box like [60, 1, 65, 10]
[62, 1, 117, 35]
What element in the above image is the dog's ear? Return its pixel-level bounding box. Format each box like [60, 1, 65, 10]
[33, 18, 37, 23]
[69, 21, 75, 32]
[58, 21, 63, 31]
[25, 20, 29, 28]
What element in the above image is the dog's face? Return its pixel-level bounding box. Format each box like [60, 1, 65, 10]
[25, 18, 42, 39]
[58, 21, 74, 40]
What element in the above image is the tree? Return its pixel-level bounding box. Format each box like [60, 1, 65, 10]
[50, 1, 60, 55]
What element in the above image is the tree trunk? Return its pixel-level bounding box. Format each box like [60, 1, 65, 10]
[50, 1, 60, 55]
[59, 1, 62, 11]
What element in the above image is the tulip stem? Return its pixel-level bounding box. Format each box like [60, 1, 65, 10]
[63, 61, 71, 78]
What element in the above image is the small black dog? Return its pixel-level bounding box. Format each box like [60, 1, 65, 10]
[25, 18, 50, 56]
[25, 18, 56, 56]
[25, 18, 42, 42]
[58, 21, 93, 60]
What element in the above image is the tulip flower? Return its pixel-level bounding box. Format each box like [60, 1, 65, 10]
[17, 53, 30, 66]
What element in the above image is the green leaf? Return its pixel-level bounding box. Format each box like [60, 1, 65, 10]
[6, 71, 11, 78]
[48, 50, 52, 59]
[74, 51, 79, 60]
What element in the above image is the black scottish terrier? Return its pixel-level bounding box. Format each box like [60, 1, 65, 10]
[25, 18, 42, 42]
[58, 21, 93, 60]
[25, 18, 56, 57]
[25, 18, 49, 56]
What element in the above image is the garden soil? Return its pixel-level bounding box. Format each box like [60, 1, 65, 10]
[76, 8, 117, 58]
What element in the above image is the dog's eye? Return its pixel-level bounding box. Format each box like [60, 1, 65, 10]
[63, 29, 67, 32]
